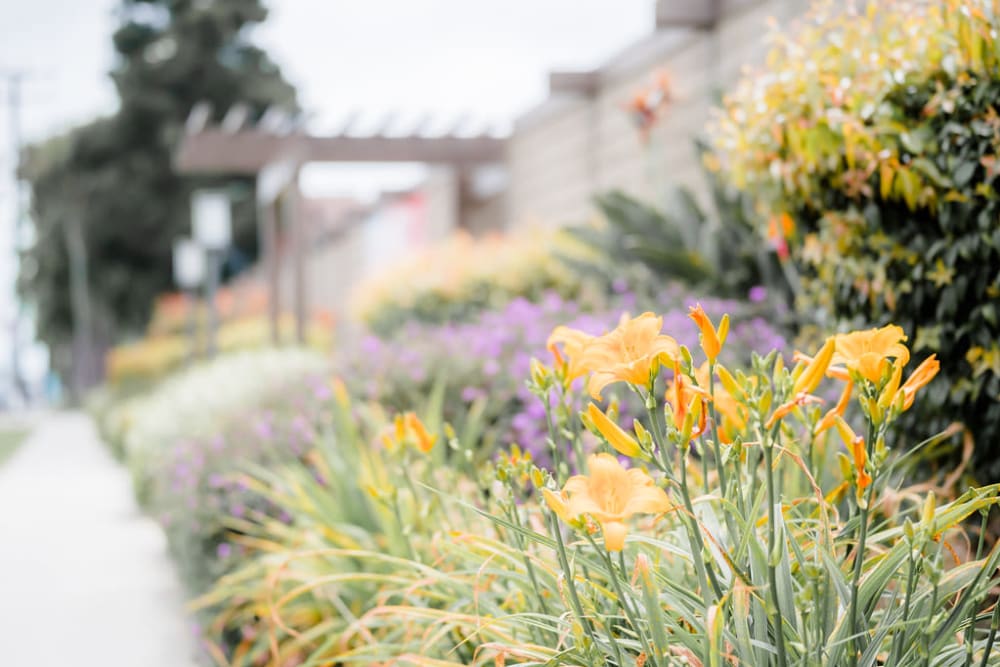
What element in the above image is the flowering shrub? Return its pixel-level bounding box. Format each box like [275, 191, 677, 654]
[194, 309, 1000, 666]
[106, 348, 326, 506]
[350, 229, 591, 335]
[106, 315, 333, 387]
[152, 372, 334, 592]
[707, 0, 1000, 475]
[338, 286, 786, 462]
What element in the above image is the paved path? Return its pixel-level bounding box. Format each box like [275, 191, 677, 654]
[0, 412, 199, 666]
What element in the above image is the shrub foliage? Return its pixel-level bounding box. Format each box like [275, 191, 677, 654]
[708, 0, 1000, 475]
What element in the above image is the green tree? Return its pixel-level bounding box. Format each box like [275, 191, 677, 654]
[20, 0, 296, 392]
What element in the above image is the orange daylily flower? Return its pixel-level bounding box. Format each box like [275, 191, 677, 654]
[897, 354, 940, 411]
[541, 488, 574, 524]
[689, 304, 730, 362]
[694, 363, 748, 443]
[793, 337, 835, 395]
[832, 324, 910, 384]
[546, 453, 672, 551]
[765, 392, 824, 429]
[666, 362, 710, 434]
[587, 403, 642, 457]
[767, 340, 834, 429]
[578, 312, 680, 400]
[815, 381, 853, 434]
[546, 325, 595, 383]
[834, 415, 870, 490]
[383, 412, 438, 454]
[404, 413, 437, 453]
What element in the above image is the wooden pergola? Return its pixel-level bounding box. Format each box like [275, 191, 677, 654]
[174, 102, 507, 343]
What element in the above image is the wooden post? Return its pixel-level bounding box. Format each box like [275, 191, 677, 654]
[286, 169, 307, 345]
[259, 201, 280, 345]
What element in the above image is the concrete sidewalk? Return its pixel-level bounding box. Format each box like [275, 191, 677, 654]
[0, 412, 199, 666]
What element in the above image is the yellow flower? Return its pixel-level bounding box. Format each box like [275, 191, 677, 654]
[834, 415, 870, 490]
[586, 403, 642, 457]
[549, 453, 672, 551]
[546, 325, 594, 383]
[767, 339, 833, 429]
[896, 354, 940, 411]
[384, 412, 438, 454]
[689, 304, 729, 362]
[792, 337, 835, 395]
[404, 412, 437, 454]
[694, 363, 747, 443]
[815, 381, 853, 434]
[579, 312, 680, 400]
[542, 488, 574, 524]
[832, 324, 910, 384]
[666, 362, 709, 434]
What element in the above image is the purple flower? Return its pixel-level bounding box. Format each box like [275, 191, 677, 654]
[217, 543, 232, 560]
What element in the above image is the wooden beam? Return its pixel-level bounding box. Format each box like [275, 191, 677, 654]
[175, 128, 505, 174]
[655, 0, 720, 29]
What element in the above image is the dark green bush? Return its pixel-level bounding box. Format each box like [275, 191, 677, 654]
[708, 1, 1000, 477]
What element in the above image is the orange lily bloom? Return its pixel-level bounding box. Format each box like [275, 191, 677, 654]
[689, 304, 730, 362]
[404, 412, 437, 453]
[546, 453, 673, 551]
[834, 415, 870, 490]
[897, 354, 940, 410]
[832, 324, 910, 384]
[793, 337, 835, 395]
[815, 381, 853, 434]
[666, 362, 710, 433]
[578, 312, 680, 400]
[546, 325, 594, 383]
[694, 363, 747, 443]
[587, 403, 642, 457]
[541, 488, 574, 524]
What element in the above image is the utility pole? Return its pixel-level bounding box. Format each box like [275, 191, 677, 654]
[3, 70, 32, 405]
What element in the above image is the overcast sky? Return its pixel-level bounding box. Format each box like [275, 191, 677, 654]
[0, 0, 656, 380]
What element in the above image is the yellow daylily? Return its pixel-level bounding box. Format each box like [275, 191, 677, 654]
[694, 363, 748, 444]
[689, 304, 730, 362]
[546, 453, 672, 551]
[546, 325, 594, 383]
[666, 362, 710, 436]
[793, 337, 835, 395]
[586, 403, 642, 457]
[834, 415, 871, 490]
[767, 340, 834, 429]
[404, 412, 437, 454]
[815, 382, 853, 434]
[577, 312, 680, 400]
[383, 412, 438, 454]
[541, 488, 575, 524]
[896, 354, 940, 411]
[832, 324, 910, 384]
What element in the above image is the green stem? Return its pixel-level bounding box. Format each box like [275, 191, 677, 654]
[549, 512, 599, 649]
[675, 445, 724, 602]
[924, 579, 939, 667]
[848, 420, 878, 667]
[542, 395, 566, 482]
[589, 538, 660, 667]
[890, 542, 919, 663]
[978, 597, 1000, 667]
[763, 440, 789, 667]
[965, 511, 990, 667]
[847, 484, 873, 666]
[507, 504, 551, 619]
